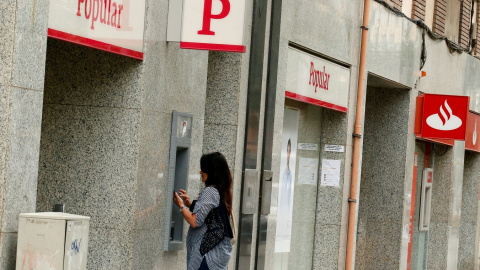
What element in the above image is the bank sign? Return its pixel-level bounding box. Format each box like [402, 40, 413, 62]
[180, 0, 247, 52]
[415, 94, 470, 141]
[48, 0, 146, 59]
[286, 48, 350, 113]
[420, 94, 469, 141]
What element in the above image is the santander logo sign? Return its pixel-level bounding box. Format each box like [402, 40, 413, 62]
[420, 94, 469, 141]
[426, 100, 462, 131]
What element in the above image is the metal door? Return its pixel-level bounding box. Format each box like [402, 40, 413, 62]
[235, 0, 283, 268]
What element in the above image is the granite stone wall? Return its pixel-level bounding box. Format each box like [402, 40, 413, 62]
[37, 39, 144, 269]
[0, 0, 49, 267]
[458, 151, 480, 269]
[313, 106, 350, 270]
[427, 141, 465, 269]
[202, 50, 250, 269]
[36, 24, 210, 270]
[355, 86, 411, 270]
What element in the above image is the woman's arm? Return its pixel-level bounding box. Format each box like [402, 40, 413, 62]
[174, 192, 198, 228]
[180, 207, 197, 228]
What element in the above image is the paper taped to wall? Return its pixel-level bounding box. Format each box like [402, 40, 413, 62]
[320, 159, 341, 187]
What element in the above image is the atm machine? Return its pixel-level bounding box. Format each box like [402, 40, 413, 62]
[163, 111, 193, 251]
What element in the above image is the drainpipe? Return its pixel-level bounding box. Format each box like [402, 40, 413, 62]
[345, 0, 370, 269]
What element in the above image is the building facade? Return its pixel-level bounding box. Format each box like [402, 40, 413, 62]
[2, 0, 480, 269]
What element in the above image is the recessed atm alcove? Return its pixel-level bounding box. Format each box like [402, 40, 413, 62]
[164, 111, 193, 251]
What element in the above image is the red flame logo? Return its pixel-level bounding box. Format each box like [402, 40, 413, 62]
[438, 100, 452, 126]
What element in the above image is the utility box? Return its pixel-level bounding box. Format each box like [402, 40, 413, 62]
[15, 212, 90, 270]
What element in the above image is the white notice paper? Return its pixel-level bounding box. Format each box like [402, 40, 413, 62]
[325, 145, 345, 152]
[320, 159, 341, 187]
[298, 143, 318, 151]
[298, 158, 318, 185]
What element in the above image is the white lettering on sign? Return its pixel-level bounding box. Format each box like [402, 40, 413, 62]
[473, 121, 477, 146]
[48, 0, 145, 59]
[181, 0, 247, 52]
[286, 48, 350, 113]
[325, 145, 345, 153]
[298, 143, 318, 151]
[465, 112, 480, 152]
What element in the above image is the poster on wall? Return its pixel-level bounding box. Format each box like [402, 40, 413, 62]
[275, 108, 299, 253]
[320, 159, 341, 187]
[176, 116, 192, 138]
[298, 158, 318, 185]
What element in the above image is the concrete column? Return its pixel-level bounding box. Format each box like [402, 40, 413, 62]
[0, 0, 49, 268]
[458, 151, 480, 269]
[202, 51, 249, 269]
[313, 108, 349, 270]
[355, 86, 412, 270]
[203, 52, 245, 167]
[428, 141, 465, 269]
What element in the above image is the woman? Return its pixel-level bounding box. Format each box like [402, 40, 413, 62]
[173, 152, 234, 270]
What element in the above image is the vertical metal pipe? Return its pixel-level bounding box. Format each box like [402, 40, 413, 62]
[345, 0, 371, 268]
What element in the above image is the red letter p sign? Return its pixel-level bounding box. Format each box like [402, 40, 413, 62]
[197, 0, 231, 35]
[180, 0, 247, 52]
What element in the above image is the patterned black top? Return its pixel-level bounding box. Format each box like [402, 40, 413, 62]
[186, 187, 232, 270]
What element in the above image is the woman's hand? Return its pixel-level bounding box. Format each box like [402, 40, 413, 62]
[173, 191, 184, 208]
[178, 189, 192, 208]
[174, 190, 197, 228]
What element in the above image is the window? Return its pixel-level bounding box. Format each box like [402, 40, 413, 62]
[403, 0, 413, 18]
[445, 0, 462, 43]
[425, 0, 435, 30]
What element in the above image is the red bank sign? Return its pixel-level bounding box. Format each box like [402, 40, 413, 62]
[465, 112, 480, 152]
[180, 0, 247, 52]
[415, 94, 469, 141]
[285, 48, 350, 112]
[48, 0, 146, 59]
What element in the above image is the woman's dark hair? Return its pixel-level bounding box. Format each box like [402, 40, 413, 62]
[200, 152, 233, 214]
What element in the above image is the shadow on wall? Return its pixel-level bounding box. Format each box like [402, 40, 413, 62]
[41, 38, 143, 108]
